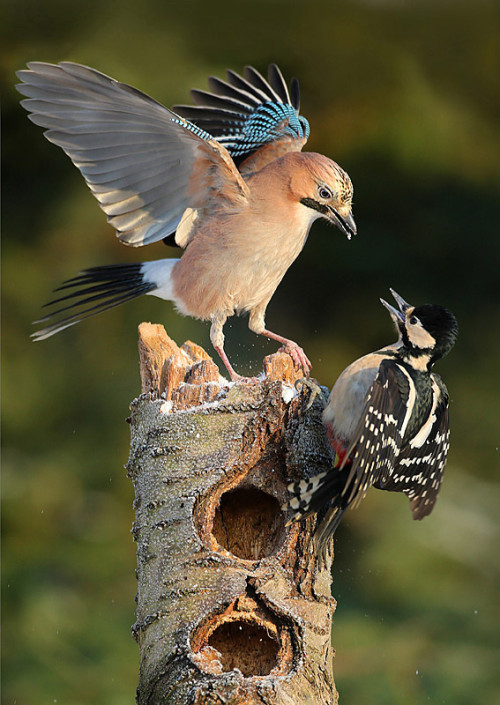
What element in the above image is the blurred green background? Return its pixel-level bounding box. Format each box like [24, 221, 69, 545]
[2, 0, 499, 703]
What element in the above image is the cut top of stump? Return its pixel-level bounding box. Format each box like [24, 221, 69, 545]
[137, 322, 306, 408]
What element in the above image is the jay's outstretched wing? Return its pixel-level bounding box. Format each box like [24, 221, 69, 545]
[173, 64, 310, 169]
[16, 62, 248, 247]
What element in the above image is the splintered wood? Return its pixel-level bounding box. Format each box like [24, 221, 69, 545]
[130, 323, 337, 705]
[138, 321, 306, 408]
[138, 322, 221, 407]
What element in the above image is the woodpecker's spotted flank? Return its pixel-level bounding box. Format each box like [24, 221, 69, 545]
[286, 289, 458, 559]
[16, 62, 355, 381]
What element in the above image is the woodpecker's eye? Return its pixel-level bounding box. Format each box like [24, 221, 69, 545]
[318, 186, 332, 200]
[409, 316, 419, 325]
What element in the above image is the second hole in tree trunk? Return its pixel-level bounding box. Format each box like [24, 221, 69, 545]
[212, 486, 285, 560]
[207, 619, 279, 676]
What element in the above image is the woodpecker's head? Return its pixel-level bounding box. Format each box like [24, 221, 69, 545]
[291, 153, 356, 239]
[381, 289, 458, 368]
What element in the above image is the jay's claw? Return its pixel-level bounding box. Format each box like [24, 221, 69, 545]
[278, 342, 312, 374]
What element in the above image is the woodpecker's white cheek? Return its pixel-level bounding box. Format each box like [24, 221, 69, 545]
[407, 324, 435, 349]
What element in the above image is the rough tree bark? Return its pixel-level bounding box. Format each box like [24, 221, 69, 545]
[127, 323, 337, 705]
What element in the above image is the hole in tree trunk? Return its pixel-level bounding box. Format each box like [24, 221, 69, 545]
[212, 487, 284, 560]
[207, 619, 279, 676]
[190, 593, 294, 677]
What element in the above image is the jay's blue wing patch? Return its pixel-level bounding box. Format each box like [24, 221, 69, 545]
[173, 64, 310, 160]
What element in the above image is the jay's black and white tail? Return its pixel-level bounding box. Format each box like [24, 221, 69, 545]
[32, 259, 179, 340]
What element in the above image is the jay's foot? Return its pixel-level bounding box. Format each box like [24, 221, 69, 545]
[278, 341, 312, 374]
[258, 329, 312, 375]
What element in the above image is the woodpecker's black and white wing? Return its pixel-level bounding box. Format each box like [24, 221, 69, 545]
[16, 62, 248, 247]
[379, 374, 450, 519]
[340, 359, 410, 508]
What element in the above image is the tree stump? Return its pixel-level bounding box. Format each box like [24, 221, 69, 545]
[127, 323, 337, 705]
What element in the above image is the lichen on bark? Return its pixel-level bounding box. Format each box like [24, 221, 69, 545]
[127, 323, 337, 704]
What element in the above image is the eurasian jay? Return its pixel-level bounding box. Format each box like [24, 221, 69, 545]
[16, 62, 356, 380]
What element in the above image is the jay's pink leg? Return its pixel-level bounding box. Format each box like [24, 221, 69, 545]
[211, 312, 259, 383]
[248, 304, 312, 375]
[260, 328, 312, 374]
[213, 344, 248, 382]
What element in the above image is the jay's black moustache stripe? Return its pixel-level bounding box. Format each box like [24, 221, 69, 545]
[300, 197, 329, 215]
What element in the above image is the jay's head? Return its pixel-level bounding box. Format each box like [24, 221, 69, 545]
[291, 153, 356, 239]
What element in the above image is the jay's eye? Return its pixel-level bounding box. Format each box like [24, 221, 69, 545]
[409, 316, 419, 325]
[318, 186, 332, 200]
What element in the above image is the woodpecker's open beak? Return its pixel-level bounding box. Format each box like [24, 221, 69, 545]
[380, 289, 412, 323]
[329, 208, 357, 240]
[380, 298, 404, 323]
[390, 288, 411, 313]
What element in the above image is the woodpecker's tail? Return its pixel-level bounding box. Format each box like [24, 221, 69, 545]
[32, 259, 178, 341]
[284, 464, 352, 560]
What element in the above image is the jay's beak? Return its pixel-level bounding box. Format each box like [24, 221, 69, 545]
[329, 209, 357, 240]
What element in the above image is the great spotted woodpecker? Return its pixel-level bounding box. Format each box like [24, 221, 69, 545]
[286, 289, 458, 559]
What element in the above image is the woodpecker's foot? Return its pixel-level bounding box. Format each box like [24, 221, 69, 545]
[295, 378, 325, 410]
[278, 342, 312, 374]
